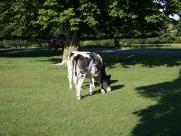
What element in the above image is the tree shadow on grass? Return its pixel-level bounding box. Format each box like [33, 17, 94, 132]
[0, 49, 63, 57]
[81, 79, 124, 99]
[131, 69, 181, 136]
[111, 84, 125, 91]
[47, 51, 181, 68]
[82, 79, 121, 92]
[98, 53, 181, 69]
[48, 58, 62, 64]
[82, 84, 124, 99]
[2, 49, 180, 69]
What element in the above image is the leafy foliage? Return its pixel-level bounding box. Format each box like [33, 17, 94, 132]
[0, 0, 181, 43]
[175, 18, 181, 37]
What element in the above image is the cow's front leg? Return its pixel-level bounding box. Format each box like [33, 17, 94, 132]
[100, 84, 105, 94]
[101, 88, 105, 94]
[90, 78, 95, 88]
[76, 77, 85, 100]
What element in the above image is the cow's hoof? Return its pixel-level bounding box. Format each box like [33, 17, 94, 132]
[70, 88, 73, 90]
[89, 92, 93, 95]
[101, 89, 105, 94]
[107, 87, 111, 92]
[77, 96, 81, 100]
[101, 91, 105, 94]
[91, 85, 95, 88]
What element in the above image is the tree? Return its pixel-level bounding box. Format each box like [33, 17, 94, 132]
[35, 0, 103, 59]
[34, 0, 173, 59]
[1, 0, 181, 58]
[154, 0, 181, 16]
[175, 18, 181, 37]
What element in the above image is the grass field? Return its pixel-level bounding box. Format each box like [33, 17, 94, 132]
[0, 49, 181, 136]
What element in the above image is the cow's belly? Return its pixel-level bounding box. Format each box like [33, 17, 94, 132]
[93, 74, 100, 82]
[85, 72, 99, 79]
[85, 72, 92, 79]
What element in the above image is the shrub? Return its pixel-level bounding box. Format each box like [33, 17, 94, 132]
[174, 37, 181, 43]
[2, 39, 28, 47]
[0, 40, 4, 46]
[1, 39, 42, 48]
[146, 38, 159, 44]
[120, 39, 131, 45]
[82, 40, 101, 46]
[102, 39, 114, 46]
[119, 38, 144, 45]
[81, 39, 114, 47]
[137, 38, 146, 44]
[159, 34, 173, 43]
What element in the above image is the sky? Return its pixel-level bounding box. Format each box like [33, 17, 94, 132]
[169, 14, 180, 20]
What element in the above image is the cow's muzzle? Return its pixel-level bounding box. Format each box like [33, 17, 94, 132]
[107, 87, 111, 92]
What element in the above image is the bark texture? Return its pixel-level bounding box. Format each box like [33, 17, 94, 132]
[62, 30, 80, 61]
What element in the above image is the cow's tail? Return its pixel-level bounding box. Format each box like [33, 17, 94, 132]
[54, 52, 74, 66]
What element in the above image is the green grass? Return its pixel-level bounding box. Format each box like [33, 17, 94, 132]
[0, 49, 181, 136]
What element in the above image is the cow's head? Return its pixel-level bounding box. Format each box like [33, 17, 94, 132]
[102, 75, 111, 92]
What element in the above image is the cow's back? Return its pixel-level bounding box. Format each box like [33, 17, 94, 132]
[73, 54, 92, 76]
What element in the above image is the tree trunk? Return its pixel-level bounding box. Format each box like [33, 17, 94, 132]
[62, 30, 80, 61]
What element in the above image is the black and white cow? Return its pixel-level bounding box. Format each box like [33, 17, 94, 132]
[58, 51, 93, 89]
[58, 51, 111, 100]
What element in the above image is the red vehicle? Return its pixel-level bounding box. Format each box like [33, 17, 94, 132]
[48, 39, 64, 50]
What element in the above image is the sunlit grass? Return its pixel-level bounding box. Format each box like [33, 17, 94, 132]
[0, 49, 181, 135]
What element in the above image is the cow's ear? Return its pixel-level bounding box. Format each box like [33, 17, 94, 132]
[108, 75, 111, 78]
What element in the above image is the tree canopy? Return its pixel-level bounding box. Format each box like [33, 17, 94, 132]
[0, 0, 181, 44]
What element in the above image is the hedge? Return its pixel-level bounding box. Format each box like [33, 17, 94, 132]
[81, 39, 114, 47]
[0, 39, 48, 48]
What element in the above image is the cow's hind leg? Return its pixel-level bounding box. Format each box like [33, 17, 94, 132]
[67, 61, 73, 90]
[76, 77, 85, 100]
[89, 78, 94, 95]
[68, 74, 73, 90]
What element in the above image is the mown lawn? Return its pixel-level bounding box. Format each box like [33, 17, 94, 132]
[0, 49, 181, 136]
